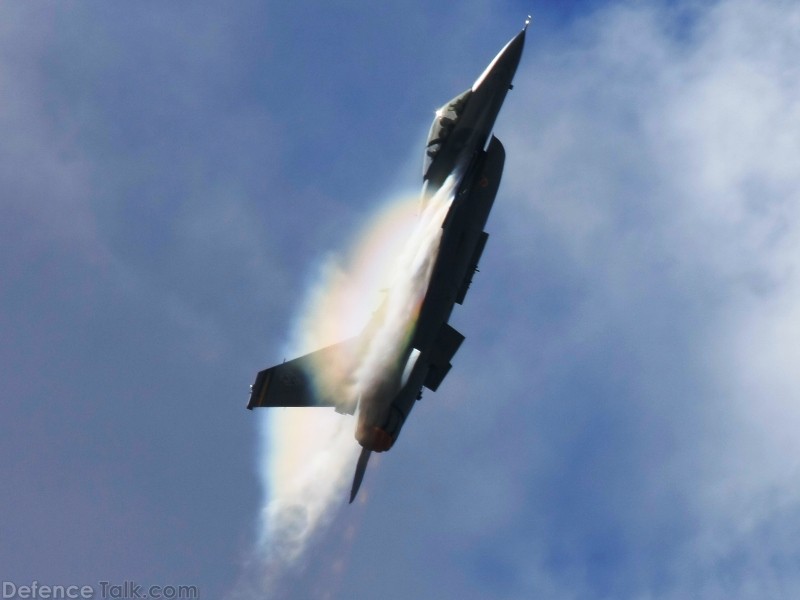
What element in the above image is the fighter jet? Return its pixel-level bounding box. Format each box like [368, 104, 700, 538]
[248, 19, 528, 502]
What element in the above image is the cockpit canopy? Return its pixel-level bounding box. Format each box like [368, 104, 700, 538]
[423, 89, 472, 178]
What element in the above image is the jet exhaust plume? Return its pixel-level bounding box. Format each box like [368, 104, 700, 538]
[245, 177, 458, 592]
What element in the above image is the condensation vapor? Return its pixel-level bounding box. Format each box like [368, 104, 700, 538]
[248, 175, 459, 591]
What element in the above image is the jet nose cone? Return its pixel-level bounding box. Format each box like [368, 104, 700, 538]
[504, 27, 526, 68]
[471, 26, 526, 93]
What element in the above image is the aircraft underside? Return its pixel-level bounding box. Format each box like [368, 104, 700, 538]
[247, 20, 526, 502]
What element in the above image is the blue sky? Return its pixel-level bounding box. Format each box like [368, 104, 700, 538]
[3, 1, 800, 598]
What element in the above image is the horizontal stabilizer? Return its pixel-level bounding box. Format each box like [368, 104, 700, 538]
[423, 323, 464, 391]
[424, 361, 452, 392]
[247, 339, 358, 413]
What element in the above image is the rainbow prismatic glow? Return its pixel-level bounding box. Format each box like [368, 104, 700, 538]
[255, 177, 458, 582]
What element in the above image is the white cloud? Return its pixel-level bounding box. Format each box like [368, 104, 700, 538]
[353, 1, 800, 598]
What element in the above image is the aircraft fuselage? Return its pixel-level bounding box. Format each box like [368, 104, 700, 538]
[353, 28, 525, 452]
[247, 22, 527, 502]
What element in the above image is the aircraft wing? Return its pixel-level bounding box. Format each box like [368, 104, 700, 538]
[247, 340, 358, 413]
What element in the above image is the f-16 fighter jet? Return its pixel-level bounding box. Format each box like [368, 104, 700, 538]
[248, 19, 528, 502]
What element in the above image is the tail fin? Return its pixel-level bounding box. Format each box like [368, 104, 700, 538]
[349, 447, 372, 503]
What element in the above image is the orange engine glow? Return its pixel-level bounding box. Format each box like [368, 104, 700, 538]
[356, 425, 395, 452]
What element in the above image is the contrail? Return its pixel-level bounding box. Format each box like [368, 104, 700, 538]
[239, 176, 458, 594]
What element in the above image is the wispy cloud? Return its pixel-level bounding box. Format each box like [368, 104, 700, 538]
[295, 2, 800, 598]
[478, 0, 800, 596]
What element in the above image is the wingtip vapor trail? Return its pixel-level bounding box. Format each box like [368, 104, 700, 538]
[242, 188, 441, 586]
[249, 177, 458, 586]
